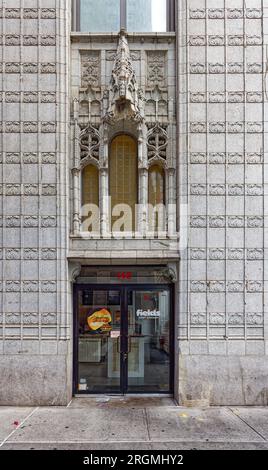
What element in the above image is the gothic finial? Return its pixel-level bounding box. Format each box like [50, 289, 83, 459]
[104, 29, 143, 123]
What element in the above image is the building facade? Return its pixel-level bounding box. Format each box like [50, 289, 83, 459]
[0, 0, 268, 405]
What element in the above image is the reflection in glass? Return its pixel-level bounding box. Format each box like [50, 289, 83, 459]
[127, 0, 167, 32]
[78, 290, 121, 393]
[80, 0, 120, 32]
[128, 290, 170, 392]
[77, 287, 171, 394]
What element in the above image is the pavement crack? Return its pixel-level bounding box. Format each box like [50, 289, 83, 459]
[144, 408, 152, 443]
[0, 407, 39, 449]
[228, 407, 267, 442]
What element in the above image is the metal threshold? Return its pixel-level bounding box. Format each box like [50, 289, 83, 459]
[74, 394, 173, 398]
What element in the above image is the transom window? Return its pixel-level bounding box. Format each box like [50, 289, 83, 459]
[73, 0, 175, 33]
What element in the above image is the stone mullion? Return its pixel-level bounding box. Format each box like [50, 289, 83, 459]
[100, 125, 110, 237]
[73, 100, 81, 236]
[100, 167, 109, 237]
[138, 167, 148, 237]
[137, 124, 147, 236]
[166, 122, 176, 238]
[167, 167, 176, 238]
[72, 167, 81, 236]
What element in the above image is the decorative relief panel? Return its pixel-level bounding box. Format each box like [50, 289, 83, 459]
[106, 50, 141, 61]
[1, 8, 56, 19]
[190, 152, 263, 165]
[190, 121, 263, 134]
[147, 51, 167, 88]
[189, 35, 262, 47]
[3, 35, 56, 46]
[81, 52, 100, 89]
[189, 62, 263, 74]
[6, 62, 57, 74]
[188, 8, 264, 20]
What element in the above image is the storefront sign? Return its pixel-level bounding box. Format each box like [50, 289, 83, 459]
[136, 309, 160, 318]
[117, 272, 132, 280]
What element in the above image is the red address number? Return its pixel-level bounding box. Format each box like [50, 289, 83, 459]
[117, 272, 132, 280]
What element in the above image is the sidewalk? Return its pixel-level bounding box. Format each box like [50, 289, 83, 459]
[0, 398, 268, 450]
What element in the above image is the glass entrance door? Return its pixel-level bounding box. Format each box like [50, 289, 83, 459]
[74, 285, 172, 394]
[75, 288, 122, 394]
[126, 289, 171, 393]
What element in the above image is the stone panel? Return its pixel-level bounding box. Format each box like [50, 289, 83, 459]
[176, 0, 268, 404]
[0, 0, 70, 405]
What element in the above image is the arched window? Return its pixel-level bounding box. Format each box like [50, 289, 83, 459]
[109, 135, 137, 232]
[81, 164, 99, 232]
[148, 164, 166, 233]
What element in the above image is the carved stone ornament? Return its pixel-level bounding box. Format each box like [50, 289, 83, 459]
[81, 51, 100, 89]
[104, 29, 143, 123]
[147, 123, 168, 163]
[69, 263, 82, 282]
[147, 51, 166, 88]
[80, 123, 100, 164]
[162, 263, 178, 283]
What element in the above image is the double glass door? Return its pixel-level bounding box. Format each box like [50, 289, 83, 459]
[74, 285, 172, 394]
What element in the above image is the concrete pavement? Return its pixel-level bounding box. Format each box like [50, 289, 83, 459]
[0, 398, 268, 450]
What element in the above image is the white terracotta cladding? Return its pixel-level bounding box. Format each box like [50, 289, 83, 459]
[177, 0, 268, 405]
[0, 0, 70, 405]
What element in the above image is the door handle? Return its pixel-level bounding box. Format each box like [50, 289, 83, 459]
[127, 335, 132, 354]
[116, 335, 126, 355]
[116, 335, 132, 354]
[116, 335, 121, 354]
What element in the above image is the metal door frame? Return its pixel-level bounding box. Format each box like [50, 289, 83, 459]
[73, 283, 174, 395]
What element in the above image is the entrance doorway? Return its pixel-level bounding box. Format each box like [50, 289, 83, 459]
[74, 284, 173, 394]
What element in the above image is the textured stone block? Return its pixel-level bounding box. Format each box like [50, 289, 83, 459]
[0, 355, 71, 406]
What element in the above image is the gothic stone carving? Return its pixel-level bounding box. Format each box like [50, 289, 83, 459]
[104, 30, 143, 123]
[147, 51, 166, 88]
[80, 124, 100, 164]
[81, 51, 100, 89]
[147, 123, 168, 164]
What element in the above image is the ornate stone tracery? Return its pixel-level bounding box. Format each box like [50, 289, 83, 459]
[147, 123, 168, 165]
[80, 124, 100, 165]
[71, 29, 176, 237]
